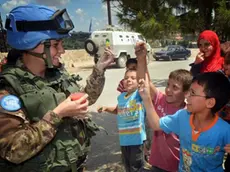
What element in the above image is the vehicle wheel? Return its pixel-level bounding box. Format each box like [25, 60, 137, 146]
[184, 56, 188, 60]
[168, 56, 172, 61]
[155, 57, 159, 61]
[116, 54, 127, 68]
[84, 39, 99, 55]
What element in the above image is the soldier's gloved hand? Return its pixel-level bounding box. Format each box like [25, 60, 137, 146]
[96, 47, 115, 71]
[53, 94, 89, 118]
[135, 42, 147, 61]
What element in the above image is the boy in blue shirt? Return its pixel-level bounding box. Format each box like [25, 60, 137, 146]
[98, 69, 146, 172]
[139, 72, 230, 172]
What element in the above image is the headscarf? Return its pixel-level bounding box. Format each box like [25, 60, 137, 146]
[197, 30, 224, 73]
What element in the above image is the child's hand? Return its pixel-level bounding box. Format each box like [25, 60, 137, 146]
[97, 106, 106, 113]
[138, 75, 151, 100]
[135, 42, 147, 60]
[224, 144, 230, 154]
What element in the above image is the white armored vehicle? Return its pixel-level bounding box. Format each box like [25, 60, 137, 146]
[84, 29, 152, 68]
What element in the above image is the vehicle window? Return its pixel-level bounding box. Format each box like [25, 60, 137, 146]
[126, 35, 129, 38]
[94, 35, 99, 38]
[167, 47, 175, 51]
[179, 47, 185, 51]
[137, 35, 145, 41]
[119, 35, 123, 38]
[102, 35, 107, 37]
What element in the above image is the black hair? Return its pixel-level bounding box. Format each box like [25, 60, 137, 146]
[125, 68, 137, 75]
[220, 41, 230, 57]
[6, 49, 23, 65]
[192, 72, 230, 114]
[225, 52, 230, 65]
[126, 58, 137, 68]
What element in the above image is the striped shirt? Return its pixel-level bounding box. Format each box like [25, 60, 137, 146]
[117, 90, 146, 146]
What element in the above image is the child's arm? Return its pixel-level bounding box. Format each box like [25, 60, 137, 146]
[224, 126, 230, 154]
[135, 42, 158, 100]
[97, 106, 118, 115]
[142, 92, 161, 130]
[138, 77, 161, 130]
[139, 77, 181, 134]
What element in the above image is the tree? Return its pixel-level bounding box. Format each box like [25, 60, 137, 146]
[214, 0, 230, 41]
[103, 0, 180, 39]
[102, 0, 230, 41]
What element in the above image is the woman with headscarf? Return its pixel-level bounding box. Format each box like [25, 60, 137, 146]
[190, 30, 224, 76]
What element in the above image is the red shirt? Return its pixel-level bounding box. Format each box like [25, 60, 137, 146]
[149, 90, 185, 172]
[117, 79, 126, 93]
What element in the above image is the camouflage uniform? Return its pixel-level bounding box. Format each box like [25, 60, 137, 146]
[0, 59, 105, 172]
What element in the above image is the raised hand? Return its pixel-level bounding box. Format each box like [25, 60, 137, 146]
[135, 42, 147, 60]
[194, 52, 204, 64]
[96, 47, 115, 71]
[138, 74, 151, 100]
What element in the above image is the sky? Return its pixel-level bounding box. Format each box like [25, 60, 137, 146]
[0, 0, 120, 32]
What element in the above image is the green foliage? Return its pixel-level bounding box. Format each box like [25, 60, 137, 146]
[62, 32, 90, 50]
[113, 0, 180, 39]
[177, 40, 190, 47]
[108, 0, 230, 40]
[214, 0, 230, 41]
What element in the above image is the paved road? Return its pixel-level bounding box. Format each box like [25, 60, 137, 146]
[77, 57, 194, 172]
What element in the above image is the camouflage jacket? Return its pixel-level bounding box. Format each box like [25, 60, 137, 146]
[0, 64, 105, 165]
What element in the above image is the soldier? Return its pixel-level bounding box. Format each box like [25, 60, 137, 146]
[0, 4, 114, 172]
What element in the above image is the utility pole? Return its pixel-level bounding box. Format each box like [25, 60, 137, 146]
[107, 0, 112, 25]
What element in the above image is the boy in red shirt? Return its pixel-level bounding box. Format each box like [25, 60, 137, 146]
[135, 42, 193, 172]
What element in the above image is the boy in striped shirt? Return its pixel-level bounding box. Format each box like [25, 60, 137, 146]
[98, 68, 146, 172]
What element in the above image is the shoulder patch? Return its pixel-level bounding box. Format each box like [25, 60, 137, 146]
[0, 95, 21, 112]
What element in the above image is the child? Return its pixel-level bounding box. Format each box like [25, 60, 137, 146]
[98, 68, 146, 172]
[116, 58, 151, 163]
[139, 72, 230, 171]
[218, 52, 230, 123]
[217, 51, 230, 171]
[135, 42, 193, 172]
[117, 58, 137, 93]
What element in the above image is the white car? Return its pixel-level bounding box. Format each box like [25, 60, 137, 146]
[84, 30, 152, 68]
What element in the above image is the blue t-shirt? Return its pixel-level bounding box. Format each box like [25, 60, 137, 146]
[160, 109, 230, 172]
[117, 90, 146, 146]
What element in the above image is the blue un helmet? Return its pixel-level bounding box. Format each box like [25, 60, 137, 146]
[5, 4, 74, 68]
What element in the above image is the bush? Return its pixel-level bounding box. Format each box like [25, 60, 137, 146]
[63, 31, 91, 50]
[177, 40, 189, 47]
